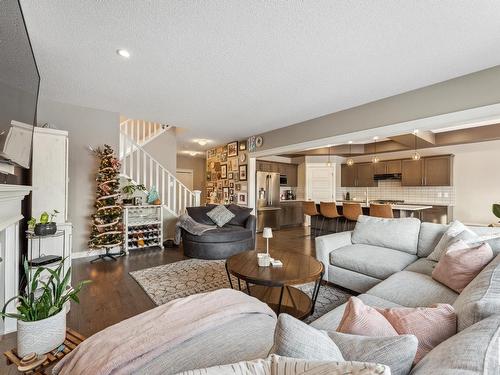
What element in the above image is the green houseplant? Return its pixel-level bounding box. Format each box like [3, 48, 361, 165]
[30, 209, 60, 236]
[1, 258, 90, 356]
[122, 179, 146, 205]
[493, 204, 500, 222]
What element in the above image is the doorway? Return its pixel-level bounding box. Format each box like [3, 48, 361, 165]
[176, 169, 194, 190]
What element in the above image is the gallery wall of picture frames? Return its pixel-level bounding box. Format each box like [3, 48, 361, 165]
[206, 139, 249, 205]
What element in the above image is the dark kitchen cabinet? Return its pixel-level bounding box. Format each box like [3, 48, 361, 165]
[401, 159, 424, 186]
[356, 163, 377, 187]
[421, 205, 453, 224]
[256, 161, 298, 187]
[424, 156, 452, 186]
[279, 201, 304, 227]
[386, 160, 402, 174]
[341, 164, 356, 187]
[402, 155, 453, 186]
[373, 162, 387, 175]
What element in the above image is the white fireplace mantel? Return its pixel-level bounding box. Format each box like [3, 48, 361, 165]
[0, 184, 31, 334]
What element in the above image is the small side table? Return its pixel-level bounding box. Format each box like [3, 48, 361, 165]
[3, 328, 86, 374]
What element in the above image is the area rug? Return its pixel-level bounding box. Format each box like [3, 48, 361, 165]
[130, 259, 351, 323]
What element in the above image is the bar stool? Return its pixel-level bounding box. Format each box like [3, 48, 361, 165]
[319, 202, 343, 235]
[370, 203, 394, 218]
[303, 201, 320, 237]
[342, 202, 363, 231]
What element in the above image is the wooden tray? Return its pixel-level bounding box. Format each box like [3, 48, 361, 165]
[4, 328, 86, 374]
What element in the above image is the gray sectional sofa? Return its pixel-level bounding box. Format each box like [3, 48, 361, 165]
[313, 215, 500, 373]
[138, 216, 500, 374]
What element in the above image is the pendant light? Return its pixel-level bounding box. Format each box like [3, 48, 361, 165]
[371, 136, 380, 163]
[412, 129, 421, 160]
[346, 141, 354, 166]
[326, 145, 332, 167]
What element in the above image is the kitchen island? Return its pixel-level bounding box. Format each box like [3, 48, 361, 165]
[311, 201, 432, 234]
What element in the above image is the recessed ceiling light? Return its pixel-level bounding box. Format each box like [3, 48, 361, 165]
[194, 139, 209, 146]
[116, 49, 130, 58]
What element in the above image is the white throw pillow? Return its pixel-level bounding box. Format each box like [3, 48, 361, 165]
[427, 220, 479, 262]
[177, 354, 390, 375]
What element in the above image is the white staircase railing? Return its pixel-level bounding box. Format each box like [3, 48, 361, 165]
[119, 119, 170, 159]
[120, 131, 198, 216]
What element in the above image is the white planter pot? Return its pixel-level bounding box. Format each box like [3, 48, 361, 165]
[17, 309, 66, 357]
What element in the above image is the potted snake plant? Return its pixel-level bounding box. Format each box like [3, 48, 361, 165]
[1, 258, 90, 357]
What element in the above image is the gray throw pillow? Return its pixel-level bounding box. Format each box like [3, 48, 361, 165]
[206, 205, 235, 227]
[271, 314, 344, 361]
[327, 331, 418, 375]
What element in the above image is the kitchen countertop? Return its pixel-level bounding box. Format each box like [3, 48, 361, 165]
[336, 201, 432, 211]
[257, 206, 282, 211]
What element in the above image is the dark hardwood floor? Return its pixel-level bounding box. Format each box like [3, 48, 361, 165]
[0, 226, 315, 373]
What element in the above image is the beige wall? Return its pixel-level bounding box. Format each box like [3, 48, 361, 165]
[37, 97, 120, 253]
[176, 155, 206, 198]
[347, 140, 500, 226]
[255, 65, 500, 151]
[143, 129, 177, 173]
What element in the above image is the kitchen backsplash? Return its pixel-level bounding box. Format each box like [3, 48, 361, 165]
[336, 180, 455, 206]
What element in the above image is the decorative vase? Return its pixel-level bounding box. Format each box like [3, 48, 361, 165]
[34, 222, 57, 236]
[17, 308, 66, 357]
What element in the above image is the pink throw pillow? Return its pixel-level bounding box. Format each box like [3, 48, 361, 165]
[432, 240, 493, 293]
[376, 304, 457, 364]
[336, 296, 398, 336]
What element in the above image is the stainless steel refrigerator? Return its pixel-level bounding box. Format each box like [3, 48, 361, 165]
[256, 171, 281, 232]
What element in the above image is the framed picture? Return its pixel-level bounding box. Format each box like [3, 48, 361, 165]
[227, 141, 238, 157]
[239, 141, 247, 151]
[221, 164, 227, 179]
[235, 183, 241, 191]
[228, 172, 233, 180]
[207, 148, 216, 159]
[230, 188, 234, 195]
[223, 179, 229, 187]
[221, 153, 227, 162]
[237, 192, 247, 205]
[239, 165, 247, 181]
[229, 182, 234, 188]
[223, 187, 229, 200]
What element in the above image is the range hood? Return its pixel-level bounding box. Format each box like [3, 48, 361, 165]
[373, 173, 402, 181]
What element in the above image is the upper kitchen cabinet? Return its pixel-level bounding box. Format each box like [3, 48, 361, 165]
[341, 164, 356, 187]
[356, 163, 377, 187]
[402, 155, 453, 186]
[423, 155, 453, 186]
[386, 160, 402, 174]
[341, 163, 377, 187]
[401, 159, 424, 186]
[286, 164, 298, 187]
[374, 160, 402, 175]
[256, 161, 298, 186]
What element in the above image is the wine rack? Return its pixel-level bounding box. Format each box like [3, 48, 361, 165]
[123, 205, 164, 253]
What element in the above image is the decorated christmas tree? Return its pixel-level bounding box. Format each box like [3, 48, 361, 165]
[88, 144, 124, 261]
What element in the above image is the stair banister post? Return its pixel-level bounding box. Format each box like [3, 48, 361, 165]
[193, 190, 202, 207]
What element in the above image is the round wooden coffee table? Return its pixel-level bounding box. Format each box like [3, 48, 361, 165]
[225, 250, 324, 320]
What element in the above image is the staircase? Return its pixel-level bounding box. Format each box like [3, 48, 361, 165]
[119, 119, 171, 159]
[119, 119, 199, 217]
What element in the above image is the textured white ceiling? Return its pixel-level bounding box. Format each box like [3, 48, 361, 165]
[20, 1, 500, 152]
